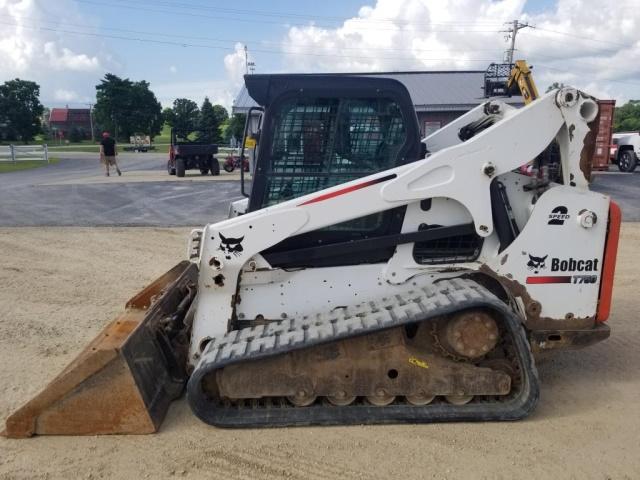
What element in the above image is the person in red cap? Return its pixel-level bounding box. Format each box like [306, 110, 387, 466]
[99, 131, 122, 176]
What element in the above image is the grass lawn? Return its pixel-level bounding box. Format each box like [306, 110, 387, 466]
[7, 123, 233, 156]
[1, 139, 97, 147]
[154, 123, 171, 144]
[0, 157, 59, 173]
[47, 144, 170, 154]
[47, 145, 101, 153]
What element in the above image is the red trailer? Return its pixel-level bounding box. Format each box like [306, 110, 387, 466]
[592, 100, 616, 171]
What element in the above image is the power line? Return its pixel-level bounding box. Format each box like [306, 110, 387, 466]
[71, 1, 632, 51]
[0, 14, 507, 55]
[101, 0, 507, 27]
[529, 26, 630, 48]
[73, 0, 504, 33]
[0, 20, 499, 63]
[8, 9, 638, 90]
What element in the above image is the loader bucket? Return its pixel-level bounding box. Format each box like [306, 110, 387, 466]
[2, 261, 198, 438]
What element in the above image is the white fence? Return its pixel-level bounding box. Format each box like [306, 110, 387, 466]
[0, 145, 49, 163]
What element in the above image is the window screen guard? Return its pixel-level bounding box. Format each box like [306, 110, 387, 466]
[263, 97, 406, 209]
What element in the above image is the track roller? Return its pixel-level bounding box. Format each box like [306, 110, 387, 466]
[405, 393, 436, 406]
[327, 392, 357, 406]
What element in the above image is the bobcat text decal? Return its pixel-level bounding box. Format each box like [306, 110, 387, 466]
[525, 253, 599, 285]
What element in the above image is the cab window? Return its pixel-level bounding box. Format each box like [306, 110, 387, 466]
[263, 97, 406, 208]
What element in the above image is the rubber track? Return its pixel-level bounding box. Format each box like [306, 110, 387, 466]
[187, 278, 540, 427]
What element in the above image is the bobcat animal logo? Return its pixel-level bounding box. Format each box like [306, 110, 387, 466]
[218, 233, 244, 260]
[527, 254, 548, 273]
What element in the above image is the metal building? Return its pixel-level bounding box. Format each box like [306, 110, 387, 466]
[231, 70, 523, 137]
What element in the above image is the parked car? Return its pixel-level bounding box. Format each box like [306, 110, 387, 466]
[610, 132, 639, 172]
[168, 128, 219, 177]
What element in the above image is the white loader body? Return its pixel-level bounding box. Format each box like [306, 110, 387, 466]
[188, 88, 606, 366]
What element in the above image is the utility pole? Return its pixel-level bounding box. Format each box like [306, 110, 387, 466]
[86, 103, 95, 141]
[244, 45, 256, 75]
[502, 20, 529, 64]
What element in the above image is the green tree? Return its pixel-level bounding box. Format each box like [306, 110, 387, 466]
[129, 80, 163, 139]
[198, 98, 228, 143]
[212, 104, 229, 126]
[162, 107, 175, 126]
[170, 98, 199, 133]
[613, 100, 640, 132]
[69, 127, 83, 143]
[198, 97, 217, 142]
[0, 78, 44, 142]
[94, 73, 163, 141]
[223, 113, 246, 143]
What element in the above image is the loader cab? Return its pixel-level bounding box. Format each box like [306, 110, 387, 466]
[242, 74, 422, 267]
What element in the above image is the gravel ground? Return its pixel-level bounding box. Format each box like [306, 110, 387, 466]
[0, 226, 639, 480]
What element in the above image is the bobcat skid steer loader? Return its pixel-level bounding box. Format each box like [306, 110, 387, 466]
[3, 75, 621, 437]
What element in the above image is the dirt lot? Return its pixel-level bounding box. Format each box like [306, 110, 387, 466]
[0, 226, 639, 479]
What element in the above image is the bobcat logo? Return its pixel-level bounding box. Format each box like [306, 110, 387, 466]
[218, 233, 244, 260]
[527, 254, 548, 273]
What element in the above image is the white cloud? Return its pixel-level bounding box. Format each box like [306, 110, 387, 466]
[280, 0, 640, 103]
[53, 88, 78, 102]
[281, 0, 522, 72]
[153, 79, 235, 111]
[0, 0, 111, 105]
[224, 42, 248, 90]
[113, 44, 248, 112]
[43, 42, 101, 72]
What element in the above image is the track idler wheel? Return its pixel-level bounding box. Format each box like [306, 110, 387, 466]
[287, 390, 317, 407]
[327, 392, 357, 406]
[445, 395, 474, 405]
[366, 388, 395, 406]
[437, 311, 499, 359]
[405, 393, 436, 405]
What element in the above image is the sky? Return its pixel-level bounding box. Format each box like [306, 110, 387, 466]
[0, 0, 638, 112]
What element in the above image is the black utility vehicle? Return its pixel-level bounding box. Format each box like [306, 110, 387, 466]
[168, 129, 219, 177]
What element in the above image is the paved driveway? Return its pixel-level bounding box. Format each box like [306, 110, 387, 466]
[0, 153, 244, 226]
[591, 171, 640, 221]
[0, 153, 636, 226]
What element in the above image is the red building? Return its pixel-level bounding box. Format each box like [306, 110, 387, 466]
[49, 108, 92, 139]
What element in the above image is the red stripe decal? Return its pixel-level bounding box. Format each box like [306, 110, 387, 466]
[526, 276, 572, 284]
[298, 174, 396, 206]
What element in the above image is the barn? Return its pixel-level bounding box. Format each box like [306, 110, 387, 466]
[48, 108, 92, 140]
